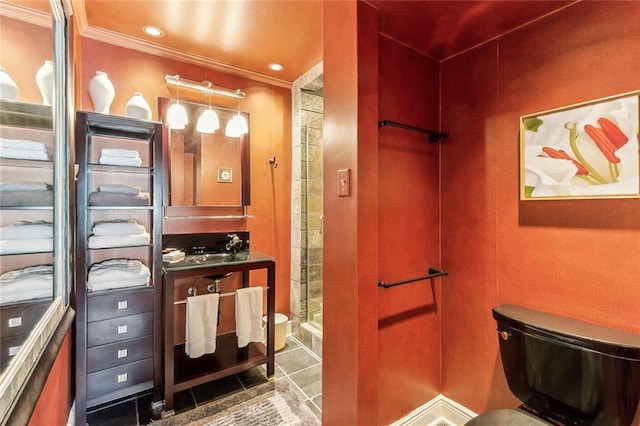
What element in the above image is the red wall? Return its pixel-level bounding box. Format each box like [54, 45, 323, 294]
[79, 38, 292, 315]
[441, 1, 640, 413]
[323, 2, 379, 425]
[28, 332, 72, 426]
[377, 35, 441, 424]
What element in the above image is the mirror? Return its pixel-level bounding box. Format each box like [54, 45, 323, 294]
[159, 98, 250, 208]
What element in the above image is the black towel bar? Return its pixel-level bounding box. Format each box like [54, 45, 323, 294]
[378, 120, 448, 143]
[378, 267, 449, 289]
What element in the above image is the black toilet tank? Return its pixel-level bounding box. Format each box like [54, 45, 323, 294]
[493, 304, 640, 426]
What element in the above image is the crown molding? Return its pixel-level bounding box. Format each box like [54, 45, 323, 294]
[80, 25, 292, 89]
[0, 2, 51, 27]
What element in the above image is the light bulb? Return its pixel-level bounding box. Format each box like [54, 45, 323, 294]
[225, 114, 248, 137]
[167, 102, 188, 129]
[196, 108, 220, 134]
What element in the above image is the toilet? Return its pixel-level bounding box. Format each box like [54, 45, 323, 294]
[467, 304, 640, 425]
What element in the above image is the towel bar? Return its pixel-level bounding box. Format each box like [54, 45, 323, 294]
[174, 286, 269, 305]
[378, 267, 448, 289]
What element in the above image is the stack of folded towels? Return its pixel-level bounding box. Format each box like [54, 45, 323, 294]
[87, 258, 150, 292]
[88, 183, 150, 206]
[99, 148, 142, 167]
[0, 138, 51, 161]
[0, 181, 53, 207]
[0, 221, 53, 255]
[0, 264, 53, 305]
[88, 219, 150, 249]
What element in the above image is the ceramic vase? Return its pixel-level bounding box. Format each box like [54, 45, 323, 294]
[89, 71, 115, 114]
[125, 92, 152, 120]
[0, 67, 19, 101]
[35, 60, 54, 105]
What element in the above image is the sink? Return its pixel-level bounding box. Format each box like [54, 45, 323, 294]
[183, 251, 248, 265]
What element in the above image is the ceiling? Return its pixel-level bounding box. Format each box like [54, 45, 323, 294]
[8, 0, 575, 85]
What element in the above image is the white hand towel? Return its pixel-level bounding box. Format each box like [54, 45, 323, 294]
[186, 293, 219, 358]
[235, 286, 263, 348]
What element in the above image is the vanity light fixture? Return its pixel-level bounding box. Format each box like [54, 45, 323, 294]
[225, 113, 248, 137]
[143, 25, 163, 37]
[166, 84, 188, 129]
[164, 74, 247, 135]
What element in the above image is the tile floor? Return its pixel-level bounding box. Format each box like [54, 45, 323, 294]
[86, 336, 322, 425]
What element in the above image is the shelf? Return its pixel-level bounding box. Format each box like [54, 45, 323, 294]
[172, 336, 267, 392]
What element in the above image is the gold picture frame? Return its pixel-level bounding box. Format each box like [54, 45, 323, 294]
[520, 91, 640, 200]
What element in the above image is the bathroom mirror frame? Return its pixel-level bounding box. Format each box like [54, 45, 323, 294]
[0, 1, 73, 423]
[159, 97, 251, 218]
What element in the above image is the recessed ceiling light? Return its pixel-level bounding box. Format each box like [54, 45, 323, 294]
[143, 26, 163, 37]
[268, 63, 284, 72]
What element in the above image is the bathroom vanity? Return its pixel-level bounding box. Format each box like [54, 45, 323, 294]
[160, 233, 275, 417]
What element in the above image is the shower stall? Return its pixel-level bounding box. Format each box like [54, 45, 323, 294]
[291, 64, 323, 356]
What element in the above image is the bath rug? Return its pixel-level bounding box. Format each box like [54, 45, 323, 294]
[151, 379, 320, 426]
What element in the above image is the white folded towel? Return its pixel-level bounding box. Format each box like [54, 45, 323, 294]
[0, 181, 50, 192]
[101, 148, 140, 158]
[0, 147, 50, 161]
[88, 232, 150, 249]
[0, 221, 53, 239]
[235, 286, 264, 348]
[99, 156, 142, 167]
[186, 293, 219, 358]
[0, 264, 53, 305]
[0, 138, 48, 151]
[92, 219, 146, 236]
[0, 238, 53, 254]
[87, 258, 150, 292]
[99, 184, 141, 195]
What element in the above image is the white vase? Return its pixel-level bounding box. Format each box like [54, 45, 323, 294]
[35, 60, 54, 105]
[0, 67, 19, 101]
[125, 92, 152, 120]
[89, 71, 115, 114]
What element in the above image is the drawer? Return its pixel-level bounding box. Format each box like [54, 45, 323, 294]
[0, 334, 27, 368]
[87, 312, 153, 347]
[1, 301, 50, 338]
[86, 358, 153, 401]
[87, 336, 153, 373]
[88, 287, 153, 322]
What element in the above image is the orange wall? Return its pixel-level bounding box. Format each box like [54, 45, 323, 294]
[28, 331, 72, 426]
[0, 15, 53, 104]
[440, 1, 640, 413]
[79, 38, 292, 315]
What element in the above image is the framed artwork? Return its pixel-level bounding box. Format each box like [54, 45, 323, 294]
[520, 91, 639, 200]
[217, 167, 233, 183]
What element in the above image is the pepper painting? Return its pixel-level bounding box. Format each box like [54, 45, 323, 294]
[521, 91, 640, 200]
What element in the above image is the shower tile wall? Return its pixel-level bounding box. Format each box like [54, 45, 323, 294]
[290, 64, 323, 348]
[302, 93, 324, 329]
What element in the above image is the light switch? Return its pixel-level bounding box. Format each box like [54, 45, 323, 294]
[338, 168, 350, 197]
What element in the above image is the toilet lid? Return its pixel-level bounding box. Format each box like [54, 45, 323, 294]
[466, 408, 551, 425]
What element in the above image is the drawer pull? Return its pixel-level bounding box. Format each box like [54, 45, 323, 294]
[117, 348, 128, 359]
[117, 325, 128, 334]
[117, 373, 128, 383]
[117, 300, 128, 310]
[8, 317, 22, 328]
[8, 345, 21, 356]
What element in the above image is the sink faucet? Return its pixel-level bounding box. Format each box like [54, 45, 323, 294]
[225, 234, 242, 253]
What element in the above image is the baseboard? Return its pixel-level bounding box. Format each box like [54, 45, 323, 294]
[390, 394, 477, 426]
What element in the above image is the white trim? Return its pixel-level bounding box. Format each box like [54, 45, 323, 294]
[390, 394, 477, 426]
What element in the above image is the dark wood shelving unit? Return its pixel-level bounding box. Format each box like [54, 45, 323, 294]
[75, 111, 164, 425]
